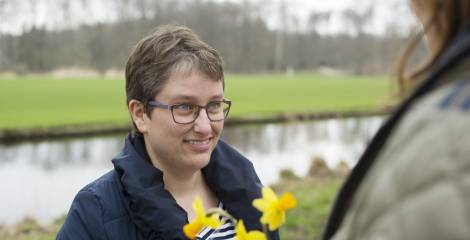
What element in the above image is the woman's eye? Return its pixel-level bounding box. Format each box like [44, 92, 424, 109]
[175, 104, 194, 111]
[207, 102, 221, 110]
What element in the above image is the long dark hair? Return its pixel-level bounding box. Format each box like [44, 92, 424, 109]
[396, 0, 470, 97]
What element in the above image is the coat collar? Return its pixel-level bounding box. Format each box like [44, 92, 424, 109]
[112, 134, 264, 239]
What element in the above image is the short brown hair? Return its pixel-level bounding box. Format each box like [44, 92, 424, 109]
[125, 24, 225, 133]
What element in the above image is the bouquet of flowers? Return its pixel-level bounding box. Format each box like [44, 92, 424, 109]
[183, 187, 297, 240]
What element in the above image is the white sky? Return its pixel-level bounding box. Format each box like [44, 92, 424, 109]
[255, 0, 415, 35]
[0, 0, 415, 35]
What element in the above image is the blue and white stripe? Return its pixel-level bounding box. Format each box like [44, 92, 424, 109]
[195, 202, 236, 240]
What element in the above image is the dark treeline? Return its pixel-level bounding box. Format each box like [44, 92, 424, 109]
[0, 0, 413, 74]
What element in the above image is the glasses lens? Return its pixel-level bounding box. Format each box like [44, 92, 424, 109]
[171, 101, 231, 124]
[172, 104, 197, 124]
[207, 101, 230, 121]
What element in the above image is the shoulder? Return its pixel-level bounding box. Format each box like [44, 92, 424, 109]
[81, 170, 120, 199]
[393, 76, 470, 146]
[78, 170, 128, 222]
[57, 170, 130, 239]
[436, 77, 470, 111]
[381, 76, 470, 188]
[334, 77, 470, 239]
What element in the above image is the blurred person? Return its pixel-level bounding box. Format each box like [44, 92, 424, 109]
[323, 0, 470, 239]
[57, 25, 278, 240]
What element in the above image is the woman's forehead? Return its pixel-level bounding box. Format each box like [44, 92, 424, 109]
[157, 71, 223, 100]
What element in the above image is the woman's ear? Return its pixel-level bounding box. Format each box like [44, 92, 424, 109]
[128, 99, 148, 133]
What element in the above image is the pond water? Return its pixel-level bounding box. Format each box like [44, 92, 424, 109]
[0, 116, 384, 224]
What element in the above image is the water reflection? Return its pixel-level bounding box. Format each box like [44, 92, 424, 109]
[0, 116, 383, 224]
[222, 117, 382, 185]
[0, 137, 123, 169]
[0, 136, 125, 226]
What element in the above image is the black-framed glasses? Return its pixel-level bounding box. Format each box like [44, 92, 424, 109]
[147, 98, 232, 124]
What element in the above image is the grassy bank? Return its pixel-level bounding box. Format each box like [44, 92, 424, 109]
[270, 174, 344, 239]
[0, 216, 64, 240]
[0, 176, 343, 240]
[0, 73, 391, 130]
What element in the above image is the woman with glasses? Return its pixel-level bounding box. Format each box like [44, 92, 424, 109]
[57, 25, 278, 240]
[324, 0, 470, 239]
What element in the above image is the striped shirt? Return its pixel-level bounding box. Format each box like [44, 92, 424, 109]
[195, 202, 236, 240]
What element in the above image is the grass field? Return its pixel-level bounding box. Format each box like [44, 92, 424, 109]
[0, 73, 392, 129]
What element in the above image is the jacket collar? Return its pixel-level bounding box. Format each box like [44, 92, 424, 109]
[112, 134, 263, 239]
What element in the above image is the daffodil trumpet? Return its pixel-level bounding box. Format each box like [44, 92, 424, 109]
[252, 187, 297, 231]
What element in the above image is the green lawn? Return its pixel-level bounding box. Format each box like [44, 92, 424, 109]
[0, 73, 391, 129]
[225, 73, 391, 115]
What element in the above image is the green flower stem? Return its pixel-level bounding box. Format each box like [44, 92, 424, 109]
[262, 224, 270, 240]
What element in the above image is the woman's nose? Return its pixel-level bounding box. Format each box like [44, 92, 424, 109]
[193, 108, 212, 133]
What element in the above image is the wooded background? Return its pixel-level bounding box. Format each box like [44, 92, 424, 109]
[0, 0, 422, 75]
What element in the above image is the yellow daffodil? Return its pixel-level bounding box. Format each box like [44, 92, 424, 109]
[183, 197, 222, 239]
[235, 220, 267, 240]
[252, 187, 297, 231]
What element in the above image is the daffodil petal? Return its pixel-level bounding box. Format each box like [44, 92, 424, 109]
[268, 211, 285, 231]
[193, 197, 205, 218]
[252, 199, 270, 211]
[259, 208, 275, 225]
[261, 187, 278, 202]
[278, 192, 297, 210]
[247, 231, 267, 240]
[236, 220, 267, 240]
[183, 220, 203, 239]
[235, 220, 248, 240]
[253, 188, 297, 231]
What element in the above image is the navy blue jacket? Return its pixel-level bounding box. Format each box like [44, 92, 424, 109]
[57, 134, 279, 239]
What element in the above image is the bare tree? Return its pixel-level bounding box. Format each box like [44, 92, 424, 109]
[274, 0, 287, 71]
[0, 0, 8, 33]
[114, 0, 132, 21]
[0, 0, 411, 75]
[58, 0, 72, 29]
[341, 4, 374, 36]
[308, 11, 331, 34]
[340, 4, 376, 74]
[27, 0, 38, 30]
[0, 0, 6, 14]
[133, 0, 152, 20]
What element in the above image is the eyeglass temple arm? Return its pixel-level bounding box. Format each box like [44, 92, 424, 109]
[147, 100, 171, 109]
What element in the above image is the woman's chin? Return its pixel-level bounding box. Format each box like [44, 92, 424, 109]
[186, 153, 212, 170]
